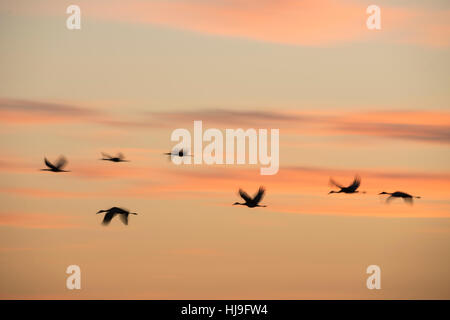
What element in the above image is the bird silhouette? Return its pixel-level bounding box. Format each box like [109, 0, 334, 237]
[40, 156, 70, 172]
[233, 186, 267, 208]
[96, 207, 137, 225]
[379, 191, 421, 205]
[164, 148, 193, 158]
[328, 175, 365, 194]
[100, 152, 129, 162]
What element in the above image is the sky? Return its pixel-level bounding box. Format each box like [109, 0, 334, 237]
[0, 0, 449, 299]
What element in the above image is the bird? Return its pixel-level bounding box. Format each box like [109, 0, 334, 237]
[96, 207, 137, 225]
[164, 148, 193, 159]
[378, 191, 421, 205]
[100, 152, 129, 162]
[233, 186, 267, 208]
[40, 156, 70, 172]
[328, 175, 365, 194]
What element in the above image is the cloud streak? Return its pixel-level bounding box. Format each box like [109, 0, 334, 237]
[1, 98, 449, 144]
[5, 0, 448, 47]
[0, 211, 81, 229]
[148, 108, 450, 144]
[0, 98, 102, 124]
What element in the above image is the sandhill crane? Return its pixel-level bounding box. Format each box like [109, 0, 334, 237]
[233, 187, 267, 208]
[164, 149, 192, 158]
[40, 156, 70, 172]
[100, 152, 129, 162]
[328, 175, 365, 194]
[379, 191, 421, 205]
[96, 207, 137, 225]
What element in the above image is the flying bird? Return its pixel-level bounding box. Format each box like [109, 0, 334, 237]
[164, 149, 193, 158]
[100, 152, 129, 162]
[96, 207, 137, 225]
[328, 175, 364, 194]
[41, 156, 70, 172]
[233, 186, 267, 208]
[379, 191, 421, 205]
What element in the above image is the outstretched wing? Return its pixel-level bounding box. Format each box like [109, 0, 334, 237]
[347, 175, 361, 192]
[112, 207, 128, 214]
[329, 177, 343, 189]
[55, 156, 67, 169]
[239, 189, 252, 203]
[403, 197, 413, 205]
[252, 186, 266, 205]
[44, 158, 57, 170]
[119, 214, 129, 225]
[102, 212, 116, 225]
[117, 152, 124, 160]
[386, 196, 394, 204]
[101, 152, 112, 159]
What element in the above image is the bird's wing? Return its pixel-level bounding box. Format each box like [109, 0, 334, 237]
[329, 178, 343, 189]
[239, 189, 252, 202]
[101, 152, 112, 159]
[386, 196, 394, 204]
[117, 152, 124, 160]
[347, 175, 361, 191]
[399, 192, 411, 198]
[119, 214, 129, 225]
[44, 158, 57, 170]
[404, 197, 413, 205]
[55, 156, 67, 169]
[114, 207, 128, 214]
[102, 212, 116, 225]
[252, 187, 266, 204]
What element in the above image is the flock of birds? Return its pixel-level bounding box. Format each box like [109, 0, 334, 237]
[41, 150, 421, 226]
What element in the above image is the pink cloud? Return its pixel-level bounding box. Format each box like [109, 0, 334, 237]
[6, 0, 448, 47]
[0, 211, 81, 229]
[2, 98, 449, 144]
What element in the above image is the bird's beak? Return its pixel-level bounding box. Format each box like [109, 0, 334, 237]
[96, 211, 102, 214]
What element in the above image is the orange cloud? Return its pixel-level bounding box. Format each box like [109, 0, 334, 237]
[0, 211, 81, 229]
[114, 0, 450, 47]
[108, 166, 450, 218]
[0, 98, 102, 125]
[2, 98, 448, 144]
[0, 187, 86, 198]
[120, 165, 450, 202]
[6, 0, 448, 47]
[148, 108, 450, 144]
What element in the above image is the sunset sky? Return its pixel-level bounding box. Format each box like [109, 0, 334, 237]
[1, 0, 449, 299]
